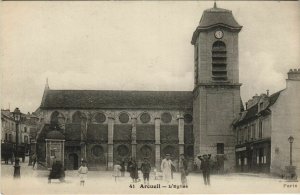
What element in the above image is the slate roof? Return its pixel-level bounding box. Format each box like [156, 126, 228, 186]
[234, 90, 282, 126]
[46, 130, 65, 140]
[191, 4, 242, 44]
[40, 90, 193, 110]
[199, 7, 242, 29]
[267, 90, 282, 108]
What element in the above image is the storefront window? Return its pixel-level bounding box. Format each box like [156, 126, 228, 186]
[263, 148, 267, 164]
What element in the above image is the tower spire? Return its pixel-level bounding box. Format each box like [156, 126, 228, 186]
[214, 1, 217, 8]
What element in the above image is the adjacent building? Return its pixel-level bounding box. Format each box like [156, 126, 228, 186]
[1, 109, 39, 160]
[1, 109, 17, 144]
[233, 69, 300, 176]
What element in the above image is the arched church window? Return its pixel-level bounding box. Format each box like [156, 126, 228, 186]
[91, 145, 103, 157]
[119, 113, 129, 123]
[184, 114, 193, 124]
[140, 145, 152, 159]
[212, 41, 227, 81]
[140, 112, 151, 123]
[94, 113, 106, 123]
[72, 111, 86, 124]
[50, 111, 65, 129]
[117, 145, 129, 157]
[50, 111, 60, 125]
[162, 145, 175, 157]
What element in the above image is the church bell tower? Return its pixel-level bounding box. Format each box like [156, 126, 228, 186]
[192, 3, 242, 170]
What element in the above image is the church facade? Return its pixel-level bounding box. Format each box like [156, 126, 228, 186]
[35, 4, 243, 171]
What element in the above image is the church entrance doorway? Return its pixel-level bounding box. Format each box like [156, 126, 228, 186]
[69, 153, 79, 170]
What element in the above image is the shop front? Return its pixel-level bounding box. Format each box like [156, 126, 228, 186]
[235, 138, 270, 173]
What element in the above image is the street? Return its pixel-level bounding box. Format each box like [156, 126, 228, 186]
[1, 158, 299, 194]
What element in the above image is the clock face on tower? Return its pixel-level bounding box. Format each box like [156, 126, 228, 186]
[214, 30, 223, 39]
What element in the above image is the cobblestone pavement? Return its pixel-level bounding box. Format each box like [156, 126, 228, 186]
[1, 160, 299, 194]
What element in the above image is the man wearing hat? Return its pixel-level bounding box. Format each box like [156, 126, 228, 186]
[140, 157, 151, 185]
[161, 154, 174, 183]
[198, 154, 211, 185]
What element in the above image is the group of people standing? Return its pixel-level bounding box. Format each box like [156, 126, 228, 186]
[112, 153, 212, 186]
[113, 157, 151, 184]
[76, 153, 212, 187]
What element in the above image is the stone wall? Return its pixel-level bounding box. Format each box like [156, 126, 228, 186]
[270, 78, 300, 176]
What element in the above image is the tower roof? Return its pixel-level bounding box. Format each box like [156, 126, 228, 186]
[191, 3, 242, 45]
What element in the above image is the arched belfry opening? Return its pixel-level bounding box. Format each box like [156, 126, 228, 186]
[212, 41, 227, 81]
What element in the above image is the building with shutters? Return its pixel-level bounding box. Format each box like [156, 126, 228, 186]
[35, 3, 244, 171]
[1, 109, 39, 161]
[233, 69, 300, 176]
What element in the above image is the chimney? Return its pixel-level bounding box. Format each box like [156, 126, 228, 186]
[245, 102, 248, 110]
[266, 90, 269, 96]
[287, 68, 300, 81]
[252, 94, 260, 102]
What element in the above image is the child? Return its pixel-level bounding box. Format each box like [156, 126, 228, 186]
[140, 157, 151, 185]
[113, 161, 122, 182]
[78, 160, 88, 186]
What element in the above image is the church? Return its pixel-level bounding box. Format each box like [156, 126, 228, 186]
[35, 3, 243, 171]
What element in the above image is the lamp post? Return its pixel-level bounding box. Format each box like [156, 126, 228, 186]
[288, 136, 294, 166]
[13, 107, 21, 178]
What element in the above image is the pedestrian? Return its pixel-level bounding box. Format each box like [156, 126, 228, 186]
[127, 157, 133, 173]
[113, 161, 122, 182]
[78, 160, 88, 186]
[129, 159, 139, 183]
[179, 154, 188, 187]
[48, 160, 65, 183]
[32, 153, 37, 169]
[11, 152, 15, 165]
[140, 157, 151, 185]
[198, 154, 211, 186]
[120, 159, 126, 177]
[161, 154, 174, 183]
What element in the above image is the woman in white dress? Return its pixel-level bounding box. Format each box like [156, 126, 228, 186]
[113, 161, 122, 182]
[161, 154, 174, 183]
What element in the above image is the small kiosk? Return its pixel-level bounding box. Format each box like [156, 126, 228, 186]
[45, 130, 65, 169]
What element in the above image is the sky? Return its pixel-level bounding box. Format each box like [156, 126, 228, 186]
[0, 1, 299, 114]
